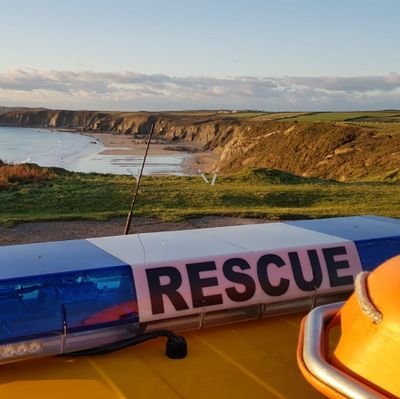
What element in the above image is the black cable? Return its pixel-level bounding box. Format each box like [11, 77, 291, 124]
[64, 329, 187, 359]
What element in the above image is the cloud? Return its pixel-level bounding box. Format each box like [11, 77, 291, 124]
[0, 68, 399, 111]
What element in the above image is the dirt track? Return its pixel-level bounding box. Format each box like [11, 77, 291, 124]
[0, 216, 269, 246]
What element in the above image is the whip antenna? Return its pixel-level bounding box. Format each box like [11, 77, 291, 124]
[124, 121, 156, 235]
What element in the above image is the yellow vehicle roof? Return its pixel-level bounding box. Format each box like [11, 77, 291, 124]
[0, 313, 323, 399]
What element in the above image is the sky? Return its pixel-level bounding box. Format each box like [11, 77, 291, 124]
[1, 0, 399, 111]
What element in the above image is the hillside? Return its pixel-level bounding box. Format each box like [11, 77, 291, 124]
[215, 121, 400, 181]
[1, 108, 399, 181]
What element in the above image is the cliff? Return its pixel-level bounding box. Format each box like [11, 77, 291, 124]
[1, 108, 399, 181]
[0, 109, 232, 146]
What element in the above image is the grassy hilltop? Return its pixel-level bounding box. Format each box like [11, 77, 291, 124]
[0, 164, 399, 226]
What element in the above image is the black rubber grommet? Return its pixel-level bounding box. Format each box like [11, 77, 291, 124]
[166, 335, 188, 359]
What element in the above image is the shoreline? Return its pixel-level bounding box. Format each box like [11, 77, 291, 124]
[82, 132, 218, 175]
[0, 126, 217, 175]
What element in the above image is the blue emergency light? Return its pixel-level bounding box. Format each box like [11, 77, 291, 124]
[0, 266, 137, 343]
[0, 240, 140, 363]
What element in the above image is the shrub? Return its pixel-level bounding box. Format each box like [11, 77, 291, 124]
[0, 161, 54, 188]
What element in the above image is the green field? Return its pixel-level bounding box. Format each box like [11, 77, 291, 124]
[1, 168, 399, 226]
[224, 111, 270, 119]
[192, 110, 400, 122]
[281, 111, 400, 122]
[190, 110, 400, 123]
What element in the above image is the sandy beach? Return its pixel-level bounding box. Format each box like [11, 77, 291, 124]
[86, 132, 218, 174]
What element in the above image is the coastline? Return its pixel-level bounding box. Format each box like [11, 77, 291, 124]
[83, 132, 218, 175]
[0, 125, 218, 175]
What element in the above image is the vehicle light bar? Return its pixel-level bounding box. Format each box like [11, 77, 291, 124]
[0, 215, 398, 364]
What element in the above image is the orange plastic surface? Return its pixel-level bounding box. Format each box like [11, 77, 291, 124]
[0, 314, 323, 399]
[330, 256, 400, 398]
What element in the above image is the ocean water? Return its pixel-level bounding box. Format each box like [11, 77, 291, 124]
[0, 127, 187, 175]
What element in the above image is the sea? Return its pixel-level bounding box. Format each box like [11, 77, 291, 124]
[0, 127, 188, 175]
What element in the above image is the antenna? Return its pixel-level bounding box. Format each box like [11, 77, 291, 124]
[124, 121, 156, 235]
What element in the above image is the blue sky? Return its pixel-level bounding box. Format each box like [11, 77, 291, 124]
[1, 0, 399, 110]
